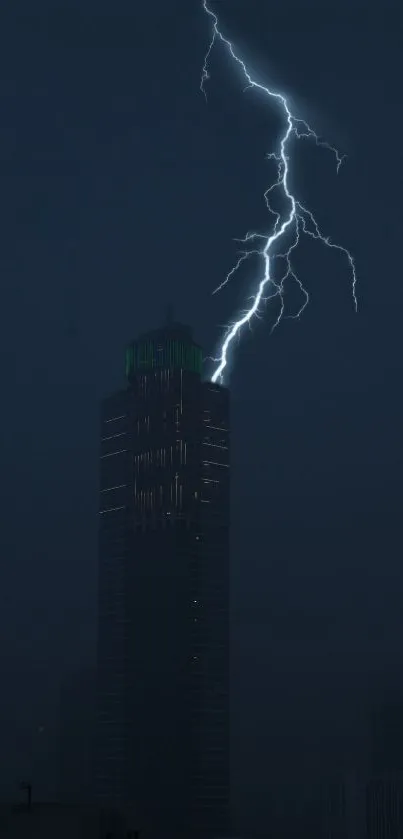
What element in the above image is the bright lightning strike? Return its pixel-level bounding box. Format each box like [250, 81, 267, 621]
[201, 0, 357, 384]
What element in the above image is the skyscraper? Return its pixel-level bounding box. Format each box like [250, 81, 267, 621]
[95, 322, 230, 839]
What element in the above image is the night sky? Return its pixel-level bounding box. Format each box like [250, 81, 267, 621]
[0, 0, 402, 833]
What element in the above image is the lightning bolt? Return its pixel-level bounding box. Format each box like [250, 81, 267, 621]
[201, 0, 357, 384]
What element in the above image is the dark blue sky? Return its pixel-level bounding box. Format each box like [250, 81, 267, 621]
[0, 0, 402, 831]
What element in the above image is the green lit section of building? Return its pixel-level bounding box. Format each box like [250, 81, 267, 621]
[125, 324, 203, 380]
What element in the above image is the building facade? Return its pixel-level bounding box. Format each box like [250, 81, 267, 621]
[321, 772, 403, 839]
[95, 323, 230, 838]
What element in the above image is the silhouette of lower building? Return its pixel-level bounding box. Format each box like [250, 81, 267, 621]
[0, 801, 126, 839]
[322, 773, 403, 839]
[371, 699, 403, 777]
[366, 776, 403, 839]
[58, 669, 95, 803]
[95, 322, 231, 838]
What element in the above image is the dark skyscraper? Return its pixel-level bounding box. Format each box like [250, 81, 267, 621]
[95, 322, 230, 838]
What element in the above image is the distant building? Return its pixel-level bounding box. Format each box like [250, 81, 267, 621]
[322, 777, 348, 839]
[0, 802, 123, 839]
[371, 700, 403, 776]
[366, 776, 403, 839]
[321, 772, 403, 839]
[95, 322, 231, 838]
[57, 669, 95, 803]
[365, 699, 403, 838]
[321, 772, 367, 839]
